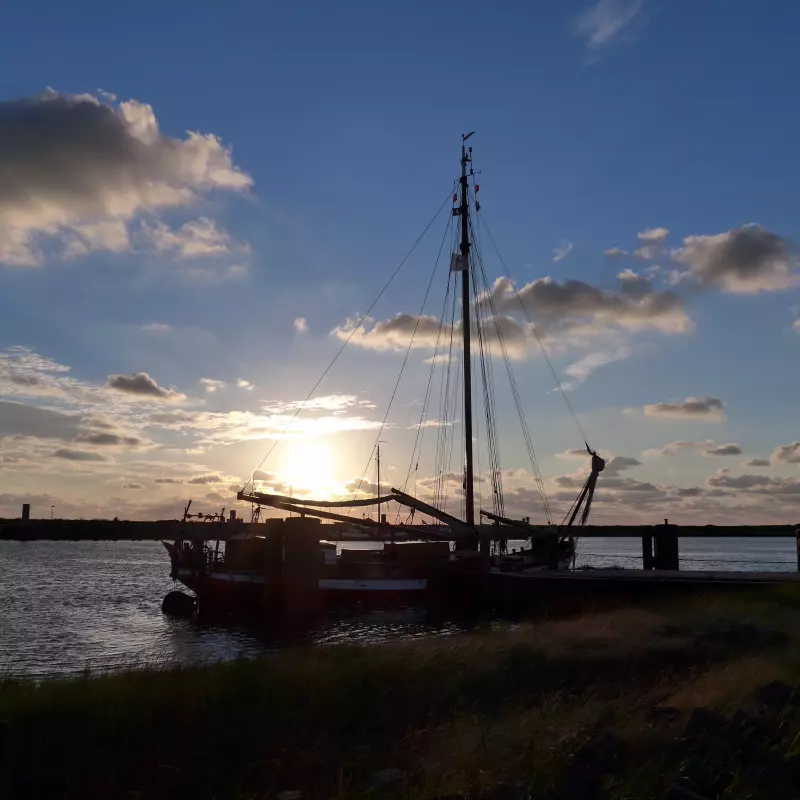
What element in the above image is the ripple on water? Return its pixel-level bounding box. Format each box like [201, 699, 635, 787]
[0, 538, 796, 676]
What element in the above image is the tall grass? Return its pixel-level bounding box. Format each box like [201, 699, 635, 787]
[2, 589, 800, 799]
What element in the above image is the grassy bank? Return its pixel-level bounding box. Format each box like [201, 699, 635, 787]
[3, 589, 800, 799]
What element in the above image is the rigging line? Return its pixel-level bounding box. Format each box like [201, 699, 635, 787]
[434, 271, 459, 511]
[347, 209, 455, 510]
[470, 250, 500, 513]
[242, 184, 458, 491]
[401, 267, 454, 492]
[479, 214, 591, 450]
[470, 217, 552, 523]
[472, 258, 503, 518]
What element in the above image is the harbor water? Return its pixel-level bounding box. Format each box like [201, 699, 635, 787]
[1, 537, 796, 676]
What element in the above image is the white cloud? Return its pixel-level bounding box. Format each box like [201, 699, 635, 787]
[293, 317, 308, 334]
[772, 441, 800, 464]
[672, 224, 798, 294]
[643, 397, 725, 421]
[199, 378, 226, 393]
[236, 379, 253, 391]
[573, 0, 644, 52]
[560, 346, 631, 391]
[643, 440, 715, 457]
[141, 322, 171, 333]
[553, 240, 573, 263]
[63, 219, 130, 259]
[333, 312, 532, 360]
[604, 248, 629, 259]
[139, 217, 248, 259]
[0, 89, 251, 267]
[638, 227, 669, 244]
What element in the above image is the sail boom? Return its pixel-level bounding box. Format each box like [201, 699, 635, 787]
[390, 488, 473, 535]
[238, 491, 396, 509]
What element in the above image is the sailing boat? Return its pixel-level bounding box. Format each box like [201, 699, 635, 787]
[162, 135, 605, 614]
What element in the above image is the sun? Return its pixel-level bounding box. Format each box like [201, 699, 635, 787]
[281, 439, 335, 498]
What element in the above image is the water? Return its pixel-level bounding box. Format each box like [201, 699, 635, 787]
[1, 538, 796, 676]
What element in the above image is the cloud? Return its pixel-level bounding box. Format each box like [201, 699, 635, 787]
[74, 432, 142, 447]
[638, 227, 669, 244]
[707, 472, 800, 499]
[672, 224, 798, 294]
[793, 319, 800, 333]
[64, 219, 130, 259]
[0, 400, 81, 440]
[187, 474, 221, 485]
[573, 0, 644, 52]
[604, 248, 629, 259]
[772, 441, 800, 464]
[743, 458, 770, 468]
[643, 396, 725, 421]
[236, 379, 253, 390]
[557, 448, 591, 459]
[333, 312, 531, 359]
[553, 240, 573, 263]
[603, 455, 642, 476]
[139, 217, 248, 259]
[560, 346, 631, 390]
[155, 477, 183, 484]
[106, 372, 187, 402]
[0, 89, 251, 267]
[141, 322, 171, 333]
[293, 317, 308, 334]
[486, 274, 691, 336]
[411, 419, 454, 430]
[122, 481, 144, 490]
[53, 447, 108, 462]
[643, 440, 714, 457]
[262, 394, 375, 414]
[633, 227, 669, 261]
[199, 378, 225, 393]
[705, 443, 742, 456]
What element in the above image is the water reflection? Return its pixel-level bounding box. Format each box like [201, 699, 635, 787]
[1, 537, 796, 676]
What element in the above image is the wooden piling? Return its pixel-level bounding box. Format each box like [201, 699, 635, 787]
[642, 535, 653, 570]
[653, 518, 680, 570]
[796, 528, 800, 572]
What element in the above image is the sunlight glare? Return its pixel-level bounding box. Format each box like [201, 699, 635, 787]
[282, 439, 335, 498]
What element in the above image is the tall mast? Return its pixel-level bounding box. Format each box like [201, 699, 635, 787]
[459, 133, 475, 528]
[376, 442, 381, 524]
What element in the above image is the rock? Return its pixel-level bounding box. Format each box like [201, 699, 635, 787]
[684, 707, 726, 738]
[371, 767, 406, 788]
[756, 681, 794, 711]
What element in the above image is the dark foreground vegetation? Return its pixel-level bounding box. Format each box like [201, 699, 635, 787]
[3, 589, 800, 799]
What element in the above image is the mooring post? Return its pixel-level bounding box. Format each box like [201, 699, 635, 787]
[795, 527, 800, 572]
[653, 518, 680, 570]
[642, 534, 653, 570]
[21, 503, 30, 521]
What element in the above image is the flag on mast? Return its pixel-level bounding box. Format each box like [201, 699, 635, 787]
[450, 252, 467, 272]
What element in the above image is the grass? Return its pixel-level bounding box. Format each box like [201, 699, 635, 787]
[3, 588, 800, 799]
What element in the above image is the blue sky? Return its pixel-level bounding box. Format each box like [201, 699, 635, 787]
[0, 0, 798, 523]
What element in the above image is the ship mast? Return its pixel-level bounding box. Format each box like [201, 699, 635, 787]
[459, 132, 475, 529]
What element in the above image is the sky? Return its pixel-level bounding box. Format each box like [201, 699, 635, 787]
[0, 0, 799, 524]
